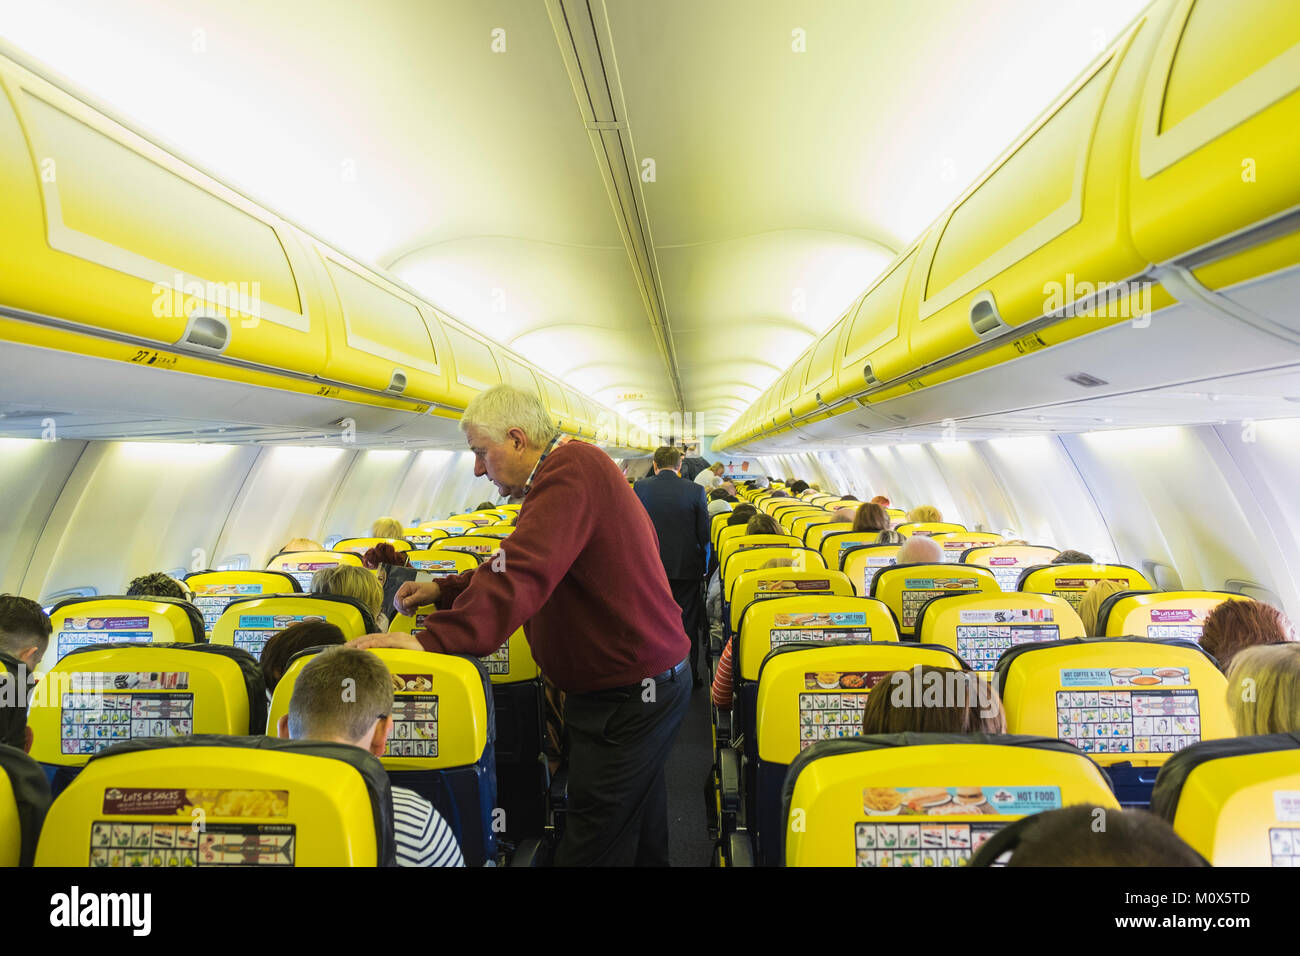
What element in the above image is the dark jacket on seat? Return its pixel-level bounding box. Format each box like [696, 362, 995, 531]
[634, 469, 711, 581]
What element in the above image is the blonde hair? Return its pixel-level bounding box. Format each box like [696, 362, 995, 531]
[370, 517, 404, 539]
[907, 505, 942, 524]
[311, 565, 384, 626]
[1078, 580, 1128, 636]
[281, 537, 323, 552]
[1225, 643, 1300, 735]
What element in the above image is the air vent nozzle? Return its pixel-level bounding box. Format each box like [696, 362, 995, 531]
[970, 292, 1005, 337]
[387, 370, 408, 393]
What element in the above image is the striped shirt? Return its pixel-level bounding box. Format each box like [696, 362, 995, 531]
[392, 786, 465, 867]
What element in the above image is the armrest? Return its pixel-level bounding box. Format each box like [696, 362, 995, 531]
[719, 746, 741, 815]
[548, 764, 569, 810]
[728, 831, 755, 867]
[714, 707, 732, 748]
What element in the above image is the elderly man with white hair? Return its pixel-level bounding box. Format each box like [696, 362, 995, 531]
[354, 385, 691, 867]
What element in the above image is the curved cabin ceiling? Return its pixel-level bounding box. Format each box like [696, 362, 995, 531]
[0, 0, 1147, 439]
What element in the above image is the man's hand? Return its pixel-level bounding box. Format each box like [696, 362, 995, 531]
[349, 632, 424, 651]
[394, 580, 441, 617]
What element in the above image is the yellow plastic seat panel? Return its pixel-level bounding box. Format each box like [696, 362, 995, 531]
[914, 592, 1084, 674]
[209, 595, 370, 657]
[728, 568, 852, 634]
[28, 645, 253, 768]
[841, 546, 903, 597]
[806, 522, 854, 552]
[961, 545, 1062, 591]
[930, 532, 1005, 562]
[185, 570, 300, 634]
[756, 643, 968, 762]
[265, 550, 363, 590]
[784, 740, 1118, 867]
[719, 534, 803, 576]
[44, 598, 202, 674]
[818, 533, 885, 572]
[402, 528, 450, 546]
[268, 648, 490, 767]
[997, 639, 1232, 768]
[435, 536, 504, 557]
[870, 564, 1000, 635]
[736, 596, 900, 683]
[404, 549, 479, 576]
[35, 745, 381, 866]
[1100, 590, 1251, 640]
[724, 549, 829, 601]
[333, 537, 412, 554]
[897, 522, 967, 538]
[1017, 564, 1153, 612]
[390, 604, 539, 684]
[419, 520, 479, 536]
[474, 525, 515, 536]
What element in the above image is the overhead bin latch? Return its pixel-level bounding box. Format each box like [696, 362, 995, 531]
[177, 313, 231, 353]
[387, 370, 408, 394]
[969, 291, 1008, 339]
[862, 363, 879, 387]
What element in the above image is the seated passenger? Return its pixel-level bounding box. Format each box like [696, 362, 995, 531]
[869, 495, 891, 508]
[710, 558, 795, 709]
[874, 529, 906, 546]
[1002, 538, 1030, 546]
[361, 542, 410, 571]
[279, 646, 464, 867]
[860, 665, 1005, 734]
[852, 503, 891, 535]
[1077, 580, 1128, 636]
[839, 495, 859, 502]
[125, 572, 189, 601]
[788, 480, 810, 496]
[312, 565, 388, 632]
[895, 535, 944, 565]
[1224, 643, 1300, 734]
[370, 516, 404, 540]
[984, 804, 1206, 867]
[474, 501, 495, 511]
[905, 504, 942, 524]
[1052, 549, 1094, 565]
[281, 537, 324, 553]
[745, 513, 783, 537]
[727, 504, 758, 527]
[832, 507, 858, 523]
[259, 620, 346, 694]
[719, 481, 738, 498]
[1201, 599, 1295, 671]
[707, 492, 733, 517]
[0, 596, 50, 754]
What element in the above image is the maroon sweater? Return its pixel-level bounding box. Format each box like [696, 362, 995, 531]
[414, 440, 690, 693]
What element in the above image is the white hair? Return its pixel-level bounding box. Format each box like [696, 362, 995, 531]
[460, 384, 559, 448]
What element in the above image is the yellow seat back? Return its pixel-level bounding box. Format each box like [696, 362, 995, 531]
[44, 597, 205, 675]
[333, 537, 412, 555]
[719, 534, 803, 576]
[757, 644, 970, 762]
[842, 545, 903, 596]
[184, 570, 301, 634]
[736, 596, 900, 683]
[1098, 590, 1252, 641]
[897, 522, 967, 538]
[389, 605, 539, 684]
[210, 594, 374, 658]
[783, 736, 1118, 867]
[436, 535, 505, 558]
[266, 550, 364, 590]
[1152, 736, 1300, 866]
[402, 528, 450, 546]
[710, 512, 732, 549]
[806, 522, 854, 551]
[869, 564, 1001, 636]
[819, 532, 887, 572]
[961, 545, 1061, 591]
[728, 568, 851, 634]
[35, 738, 391, 866]
[1017, 563, 1153, 612]
[930, 532, 1005, 562]
[419, 520, 479, 536]
[914, 592, 1084, 674]
[791, 513, 836, 541]
[404, 549, 480, 576]
[724, 550, 829, 603]
[474, 525, 515, 537]
[0, 743, 50, 867]
[28, 644, 261, 769]
[994, 638, 1232, 767]
[269, 649, 490, 768]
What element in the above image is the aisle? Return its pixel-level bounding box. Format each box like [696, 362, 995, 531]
[665, 680, 716, 867]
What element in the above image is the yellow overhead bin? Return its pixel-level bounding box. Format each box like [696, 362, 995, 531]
[801, 307, 853, 412]
[440, 322, 503, 409]
[838, 245, 922, 396]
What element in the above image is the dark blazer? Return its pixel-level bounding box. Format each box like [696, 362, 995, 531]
[634, 469, 711, 580]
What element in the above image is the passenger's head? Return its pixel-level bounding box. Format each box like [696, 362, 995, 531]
[311, 565, 383, 624]
[788, 480, 809, 496]
[281, 537, 324, 553]
[653, 446, 683, 473]
[1053, 550, 1094, 565]
[869, 495, 890, 508]
[460, 385, 560, 499]
[370, 516, 404, 539]
[896, 535, 943, 565]
[840, 495, 859, 502]
[875, 529, 906, 546]
[125, 572, 189, 601]
[727, 510, 754, 527]
[361, 543, 410, 572]
[906, 505, 942, 524]
[746, 514, 783, 537]
[861, 666, 1006, 734]
[1002, 538, 1030, 546]
[1201, 599, 1295, 671]
[475, 501, 494, 511]
[0, 595, 50, 673]
[707, 499, 733, 516]
[832, 507, 857, 523]
[711, 463, 725, 476]
[1224, 643, 1300, 735]
[988, 805, 1207, 867]
[1077, 580, 1129, 636]
[853, 503, 891, 534]
[261, 621, 348, 696]
[720, 480, 738, 496]
[760, 557, 795, 570]
[708, 487, 732, 502]
[280, 646, 393, 754]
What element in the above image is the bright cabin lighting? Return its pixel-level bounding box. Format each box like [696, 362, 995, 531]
[1080, 425, 1185, 454]
[363, 449, 411, 461]
[0, 437, 43, 449]
[117, 441, 233, 462]
[265, 446, 346, 466]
